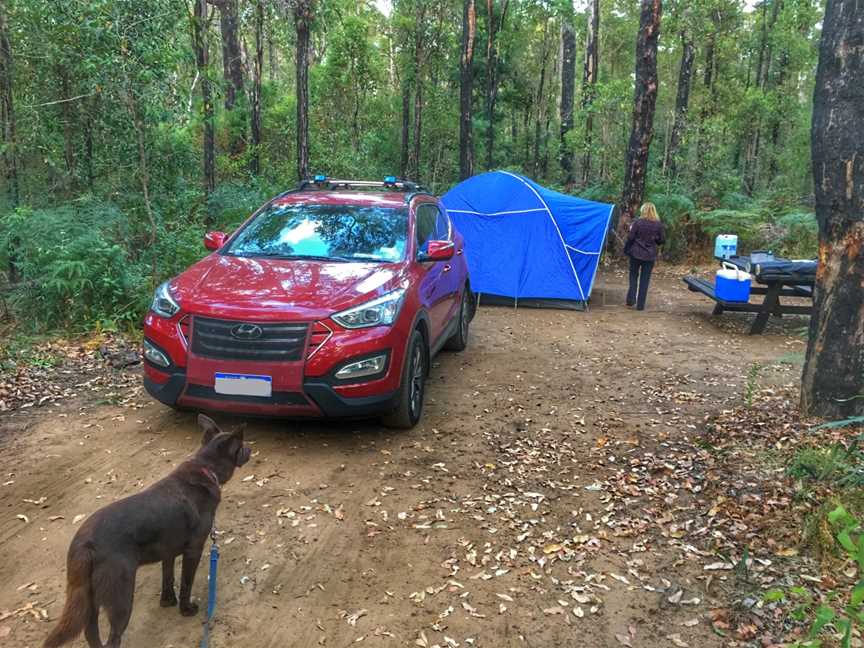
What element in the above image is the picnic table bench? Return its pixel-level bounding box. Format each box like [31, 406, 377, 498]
[683, 255, 816, 334]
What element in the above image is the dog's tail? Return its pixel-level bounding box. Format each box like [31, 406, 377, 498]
[43, 543, 94, 648]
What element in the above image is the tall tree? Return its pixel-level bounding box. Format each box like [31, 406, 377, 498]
[531, 20, 550, 177]
[400, 77, 411, 177]
[209, 0, 245, 110]
[0, 0, 18, 211]
[663, 32, 694, 176]
[250, 0, 264, 175]
[407, 2, 427, 180]
[293, 0, 313, 181]
[458, 0, 476, 180]
[800, 0, 864, 418]
[617, 0, 662, 246]
[191, 0, 215, 199]
[483, 0, 508, 170]
[580, 0, 599, 186]
[559, 21, 576, 187]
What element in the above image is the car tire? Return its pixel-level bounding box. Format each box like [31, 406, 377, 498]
[382, 329, 427, 429]
[443, 287, 471, 352]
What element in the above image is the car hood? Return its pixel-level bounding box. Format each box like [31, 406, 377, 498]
[171, 254, 403, 321]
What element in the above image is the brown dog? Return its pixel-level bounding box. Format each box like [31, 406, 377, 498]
[43, 414, 250, 648]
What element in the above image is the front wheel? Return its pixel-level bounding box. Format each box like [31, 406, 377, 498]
[382, 329, 427, 429]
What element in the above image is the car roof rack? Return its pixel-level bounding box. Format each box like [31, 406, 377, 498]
[298, 174, 431, 195]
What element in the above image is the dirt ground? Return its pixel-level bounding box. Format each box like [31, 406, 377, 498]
[0, 268, 809, 648]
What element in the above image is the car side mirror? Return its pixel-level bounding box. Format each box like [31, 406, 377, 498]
[204, 231, 227, 251]
[418, 240, 455, 263]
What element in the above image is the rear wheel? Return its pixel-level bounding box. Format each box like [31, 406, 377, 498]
[443, 288, 471, 352]
[382, 329, 427, 429]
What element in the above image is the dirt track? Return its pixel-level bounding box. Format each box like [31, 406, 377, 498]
[0, 269, 808, 648]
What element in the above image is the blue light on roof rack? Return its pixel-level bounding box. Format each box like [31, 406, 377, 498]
[313, 174, 328, 183]
[383, 175, 397, 185]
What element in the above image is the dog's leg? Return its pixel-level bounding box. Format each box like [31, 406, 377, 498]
[178, 544, 204, 616]
[160, 556, 178, 607]
[97, 560, 135, 648]
[84, 601, 102, 648]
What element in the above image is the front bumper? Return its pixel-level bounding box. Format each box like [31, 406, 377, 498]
[143, 369, 398, 419]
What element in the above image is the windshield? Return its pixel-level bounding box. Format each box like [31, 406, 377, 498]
[224, 203, 408, 263]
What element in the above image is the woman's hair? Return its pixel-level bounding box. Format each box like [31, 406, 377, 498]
[640, 202, 660, 222]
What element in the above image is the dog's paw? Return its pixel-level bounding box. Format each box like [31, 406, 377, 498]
[160, 592, 178, 607]
[180, 602, 199, 617]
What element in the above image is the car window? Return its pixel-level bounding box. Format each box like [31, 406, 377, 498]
[223, 203, 408, 263]
[415, 204, 450, 254]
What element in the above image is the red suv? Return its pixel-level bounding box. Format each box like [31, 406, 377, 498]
[142, 177, 473, 428]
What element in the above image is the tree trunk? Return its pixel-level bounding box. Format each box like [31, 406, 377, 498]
[250, 0, 264, 175]
[58, 66, 77, 191]
[0, 0, 17, 209]
[532, 22, 550, 178]
[191, 0, 215, 200]
[211, 0, 245, 110]
[84, 96, 96, 191]
[400, 79, 410, 178]
[580, 0, 599, 186]
[617, 0, 662, 247]
[0, 0, 18, 282]
[663, 33, 694, 176]
[800, 0, 864, 419]
[294, 0, 313, 181]
[559, 21, 576, 187]
[410, 79, 423, 180]
[458, 0, 476, 180]
[484, 0, 509, 170]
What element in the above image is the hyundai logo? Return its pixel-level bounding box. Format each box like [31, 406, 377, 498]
[231, 323, 263, 340]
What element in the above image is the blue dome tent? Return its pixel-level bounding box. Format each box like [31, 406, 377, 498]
[441, 171, 615, 309]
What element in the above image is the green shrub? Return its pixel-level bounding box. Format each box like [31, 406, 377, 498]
[0, 200, 146, 330]
[647, 192, 697, 262]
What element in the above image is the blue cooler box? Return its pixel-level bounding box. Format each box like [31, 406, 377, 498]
[715, 263, 751, 302]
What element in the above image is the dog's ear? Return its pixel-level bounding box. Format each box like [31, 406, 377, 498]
[198, 414, 220, 446]
[232, 423, 247, 441]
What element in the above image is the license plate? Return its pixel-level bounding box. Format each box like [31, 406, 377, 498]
[214, 373, 272, 397]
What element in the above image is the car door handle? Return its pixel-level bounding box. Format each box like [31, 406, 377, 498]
[443, 264, 451, 272]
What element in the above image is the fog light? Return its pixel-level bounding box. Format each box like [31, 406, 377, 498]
[143, 340, 170, 368]
[335, 354, 386, 380]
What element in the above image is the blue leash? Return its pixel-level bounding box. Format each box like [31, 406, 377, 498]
[200, 526, 219, 648]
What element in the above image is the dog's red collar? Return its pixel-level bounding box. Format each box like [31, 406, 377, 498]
[200, 467, 221, 489]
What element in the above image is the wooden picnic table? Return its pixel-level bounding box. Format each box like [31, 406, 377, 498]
[683, 255, 816, 334]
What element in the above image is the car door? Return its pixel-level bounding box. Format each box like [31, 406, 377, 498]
[415, 202, 453, 344]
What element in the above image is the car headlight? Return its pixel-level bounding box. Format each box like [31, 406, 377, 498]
[151, 281, 180, 318]
[332, 289, 406, 329]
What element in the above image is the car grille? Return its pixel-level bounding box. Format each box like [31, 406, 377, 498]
[191, 316, 309, 362]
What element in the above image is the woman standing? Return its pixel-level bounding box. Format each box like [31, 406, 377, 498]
[625, 202, 665, 310]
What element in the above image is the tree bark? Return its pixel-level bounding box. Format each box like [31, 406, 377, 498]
[580, 0, 599, 186]
[0, 0, 18, 282]
[800, 0, 864, 419]
[400, 78, 410, 178]
[663, 33, 694, 177]
[410, 78, 423, 180]
[532, 22, 550, 178]
[483, 0, 509, 170]
[58, 67, 77, 191]
[559, 21, 576, 187]
[0, 0, 17, 210]
[458, 0, 476, 180]
[250, 0, 264, 175]
[191, 0, 215, 200]
[210, 0, 245, 110]
[616, 0, 662, 248]
[294, 0, 313, 181]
